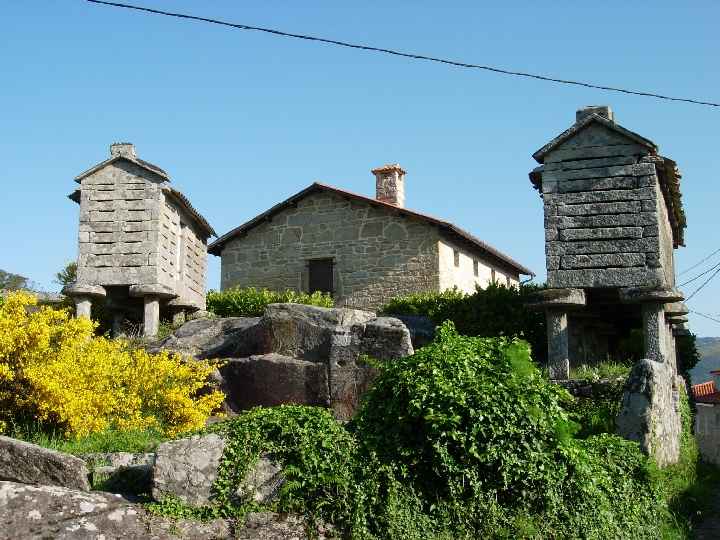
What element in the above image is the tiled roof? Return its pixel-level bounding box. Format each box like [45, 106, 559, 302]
[372, 164, 407, 175]
[692, 381, 715, 396]
[208, 182, 534, 277]
[696, 392, 720, 405]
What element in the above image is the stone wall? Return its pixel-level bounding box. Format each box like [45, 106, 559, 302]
[219, 190, 519, 311]
[437, 237, 518, 294]
[158, 195, 207, 310]
[537, 122, 675, 289]
[77, 161, 162, 286]
[695, 404, 719, 465]
[221, 191, 441, 311]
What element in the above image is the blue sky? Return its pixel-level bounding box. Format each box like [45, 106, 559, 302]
[1, 1, 719, 336]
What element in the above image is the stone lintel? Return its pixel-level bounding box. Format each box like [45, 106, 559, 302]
[524, 288, 586, 310]
[618, 285, 684, 304]
[62, 282, 106, 298]
[673, 329, 692, 337]
[129, 284, 176, 298]
[666, 316, 688, 325]
[165, 297, 199, 310]
[664, 302, 689, 317]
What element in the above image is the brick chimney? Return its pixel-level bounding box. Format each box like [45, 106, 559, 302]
[372, 164, 407, 208]
[576, 105, 614, 123]
[110, 142, 137, 158]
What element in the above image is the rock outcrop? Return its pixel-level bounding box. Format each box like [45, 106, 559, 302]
[0, 436, 90, 491]
[616, 358, 682, 466]
[148, 303, 427, 420]
[151, 433, 227, 506]
[151, 433, 284, 507]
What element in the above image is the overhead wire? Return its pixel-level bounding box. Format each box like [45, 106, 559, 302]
[689, 310, 720, 324]
[684, 266, 720, 303]
[86, 0, 720, 108]
[678, 261, 720, 287]
[676, 247, 720, 276]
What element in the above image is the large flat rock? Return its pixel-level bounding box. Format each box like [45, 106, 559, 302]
[0, 436, 90, 491]
[0, 481, 232, 539]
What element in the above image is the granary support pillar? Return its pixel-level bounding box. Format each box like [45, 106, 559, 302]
[75, 295, 92, 319]
[61, 283, 107, 320]
[546, 309, 570, 380]
[524, 288, 586, 380]
[143, 295, 160, 338]
[643, 302, 667, 364]
[129, 284, 176, 339]
[620, 286, 685, 368]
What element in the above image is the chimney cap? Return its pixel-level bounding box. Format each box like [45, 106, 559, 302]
[110, 142, 137, 158]
[576, 105, 614, 123]
[372, 163, 407, 176]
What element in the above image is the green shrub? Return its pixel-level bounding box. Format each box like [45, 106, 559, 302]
[149, 322, 674, 539]
[379, 282, 548, 364]
[206, 286, 333, 318]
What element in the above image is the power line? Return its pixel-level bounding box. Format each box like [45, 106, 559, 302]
[677, 247, 720, 276]
[679, 261, 720, 287]
[689, 310, 720, 324]
[685, 266, 720, 303]
[86, 0, 720, 108]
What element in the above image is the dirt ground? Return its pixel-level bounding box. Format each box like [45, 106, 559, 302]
[692, 482, 720, 539]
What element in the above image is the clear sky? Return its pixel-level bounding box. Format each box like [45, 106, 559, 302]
[1, 1, 719, 336]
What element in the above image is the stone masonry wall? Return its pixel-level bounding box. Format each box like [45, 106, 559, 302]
[77, 161, 162, 286]
[437, 237, 519, 294]
[539, 122, 674, 289]
[220, 191, 444, 311]
[696, 404, 719, 465]
[157, 196, 208, 310]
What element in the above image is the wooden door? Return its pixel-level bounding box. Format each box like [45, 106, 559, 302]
[309, 259, 333, 296]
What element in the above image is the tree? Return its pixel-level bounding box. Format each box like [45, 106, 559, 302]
[0, 269, 33, 291]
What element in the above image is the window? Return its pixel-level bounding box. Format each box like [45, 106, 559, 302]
[506, 276, 511, 287]
[453, 250, 460, 268]
[309, 259, 334, 296]
[473, 260, 478, 277]
[491, 269, 496, 282]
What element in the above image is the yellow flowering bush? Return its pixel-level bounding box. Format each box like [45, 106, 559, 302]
[0, 292, 225, 438]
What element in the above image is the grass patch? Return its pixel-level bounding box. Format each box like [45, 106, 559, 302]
[4, 415, 169, 455]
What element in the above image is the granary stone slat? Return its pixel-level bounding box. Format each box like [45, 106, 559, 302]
[559, 253, 646, 269]
[553, 176, 638, 193]
[545, 212, 658, 229]
[546, 238, 660, 256]
[555, 200, 642, 216]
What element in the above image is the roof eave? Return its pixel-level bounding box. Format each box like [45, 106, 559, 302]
[209, 183, 534, 276]
[532, 113, 658, 164]
[74, 155, 171, 184]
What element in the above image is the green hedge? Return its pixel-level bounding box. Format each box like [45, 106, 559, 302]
[379, 282, 548, 365]
[206, 286, 333, 318]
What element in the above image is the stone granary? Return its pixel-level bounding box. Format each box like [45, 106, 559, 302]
[63, 143, 216, 337]
[209, 164, 534, 311]
[525, 105, 689, 465]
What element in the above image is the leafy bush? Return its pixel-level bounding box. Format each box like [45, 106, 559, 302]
[151, 322, 673, 539]
[0, 292, 225, 438]
[206, 286, 333, 318]
[379, 282, 548, 365]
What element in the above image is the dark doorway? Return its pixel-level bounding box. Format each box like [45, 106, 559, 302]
[309, 259, 334, 296]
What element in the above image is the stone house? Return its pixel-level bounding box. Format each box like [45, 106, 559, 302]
[209, 164, 533, 311]
[63, 143, 216, 336]
[693, 372, 720, 466]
